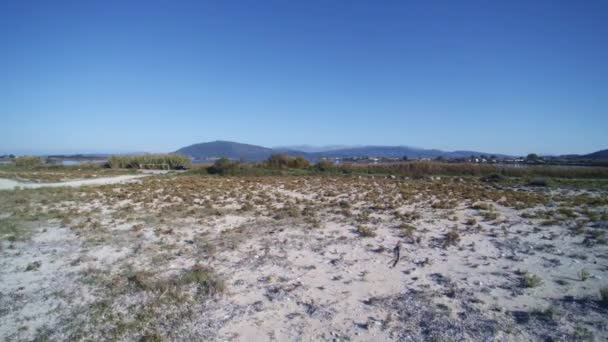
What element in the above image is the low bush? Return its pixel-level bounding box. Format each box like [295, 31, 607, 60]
[313, 160, 336, 172]
[443, 230, 461, 247]
[356, 225, 376, 237]
[327, 161, 608, 179]
[521, 272, 543, 288]
[266, 154, 310, 169]
[107, 154, 191, 170]
[15, 156, 42, 168]
[579, 269, 590, 281]
[207, 158, 239, 175]
[179, 264, 225, 296]
[480, 173, 505, 182]
[600, 287, 608, 306]
[527, 178, 548, 187]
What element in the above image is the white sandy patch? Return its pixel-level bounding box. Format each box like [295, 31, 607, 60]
[0, 175, 149, 190]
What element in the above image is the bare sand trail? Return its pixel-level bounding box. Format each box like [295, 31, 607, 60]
[0, 174, 149, 190]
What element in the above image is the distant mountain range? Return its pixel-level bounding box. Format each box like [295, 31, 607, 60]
[581, 149, 608, 160]
[10, 143, 607, 163]
[174, 140, 519, 162]
[273, 145, 358, 153]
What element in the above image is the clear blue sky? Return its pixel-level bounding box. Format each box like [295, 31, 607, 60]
[1, 0, 606, 156]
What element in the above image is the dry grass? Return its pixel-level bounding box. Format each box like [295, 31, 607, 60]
[2, 169, 608, 340]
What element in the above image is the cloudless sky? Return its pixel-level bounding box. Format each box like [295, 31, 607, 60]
[1, 0, 607, 155]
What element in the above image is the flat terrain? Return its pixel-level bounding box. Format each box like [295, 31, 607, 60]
[0, 167, 134, 183]
[1, 173, 607, 341]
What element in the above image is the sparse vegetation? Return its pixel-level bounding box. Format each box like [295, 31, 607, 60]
[2, 168, 607, 340]
[356, 225, 377, 237]
[521, 272, 543, 288]
[265, 154, 310, 169]
[527, 177, 548, 187]
[443, 230, 460, 247]
[600, 287, 608, 306]
[107, 154, 191, 170]
[179, 264, 225, 296]
[14, 156, 43, 168]
[579, 269, 590, 281]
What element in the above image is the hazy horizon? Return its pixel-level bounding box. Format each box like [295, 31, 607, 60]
[2, 1, 607, 156]
[1, 139, 604, 158]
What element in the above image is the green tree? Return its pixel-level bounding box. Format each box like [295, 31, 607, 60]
[526, 153, 540, 162]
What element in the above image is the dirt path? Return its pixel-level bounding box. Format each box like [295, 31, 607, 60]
[0, 174, 149, 190]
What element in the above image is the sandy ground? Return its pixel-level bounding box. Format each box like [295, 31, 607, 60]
[0, 175, 149, 190]
[0, 175, 607, 341]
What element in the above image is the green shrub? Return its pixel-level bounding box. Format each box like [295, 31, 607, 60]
[443, 230, 461, 247]
[480, 174, 505, 182]
[527, 178, 548, 187]
[600, 287, 608, 306]
[179, 264, 224, 296]
[314, 160, 336, 172]
[266, 154, 310, 169]
[579, 269, 590, 281]
[107, 154, 191, 170]
[207, 158, 240, 175]
[521, 272, 543, 288]
[15, 156, 42, 168]
[328, 161, 608, 179]
[356, 225, 376, 237]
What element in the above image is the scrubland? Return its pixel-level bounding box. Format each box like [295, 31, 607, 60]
[1, 169, 607, 341]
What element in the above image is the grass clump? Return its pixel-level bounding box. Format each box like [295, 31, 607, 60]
[481, 211, 499, 221]
[464, 217, 477, 226]
[600, 287, 608, 306]
[521, 272, 543, 288]
[179, 264, 225, 296]
[443, 230, 461, 247]
[0, 218, 20, 241]
[480, 173, 505, 183]
[527, 178, 548, 187]
[398, 223, 416, 239]
[579, 269, 590, 281]
[356, 225, 376, 238]
[531, 306, 558, 323]
[471, 202, 494, 211]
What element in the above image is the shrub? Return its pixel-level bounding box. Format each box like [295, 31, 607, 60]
[207, 158, 239, 175]
[15, 156, 42, 168]
[356, 225, 376, 237]
[600, 287, 608, 306]
[579, 269, 590, 281]
[464, 218, 477, 226]
[107, 154, 191, 170]
[521, 272, 543, 288]
[443, 230, 460, 247]
[314, 160, 336, 172]
[480, 174, 505, 183]
[266, 154, 310, 169]
[399, 223, 416, 238]
[328, 161, 608, 179]
[481, 211, 499, 221]
[471, 202, 494, 211]
[266, 154, 291, 169]
[179, 264, 224, 296]
[527, 178, 548, 187]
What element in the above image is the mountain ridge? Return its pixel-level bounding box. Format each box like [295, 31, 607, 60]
[175, 140, 608, 162]
[175, 140, 517, 162]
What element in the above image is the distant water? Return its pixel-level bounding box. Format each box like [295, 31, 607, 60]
[61, 160, 106, 166]
[495, 163, 600, 169]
